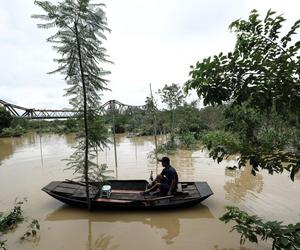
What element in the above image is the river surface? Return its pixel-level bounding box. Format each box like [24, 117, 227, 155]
[0, 133, 299, 250]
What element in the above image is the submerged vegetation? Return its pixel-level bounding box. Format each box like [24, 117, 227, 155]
[0, 202, 24, 233]
[20, 219, 40, 241]
[0, 201, 40, 250]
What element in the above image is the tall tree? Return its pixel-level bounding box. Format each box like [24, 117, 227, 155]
[185, 9, 300, 181]
[185, 9, 300, 248]
[158, 83, 185, 135]
[33, 0, 111, 210]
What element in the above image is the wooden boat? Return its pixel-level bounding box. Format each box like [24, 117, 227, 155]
[42, 180, 213, 209]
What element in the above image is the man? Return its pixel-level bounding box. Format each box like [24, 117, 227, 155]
[143, 156, 178, 196]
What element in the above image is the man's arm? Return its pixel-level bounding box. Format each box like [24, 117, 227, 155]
[168, 178, 176, 195]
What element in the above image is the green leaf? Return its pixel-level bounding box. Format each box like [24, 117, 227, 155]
[280, 237, 289, 246]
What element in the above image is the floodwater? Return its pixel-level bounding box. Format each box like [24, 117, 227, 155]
[0, 133, 299, 250]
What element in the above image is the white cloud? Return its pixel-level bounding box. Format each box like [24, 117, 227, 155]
[1, 0, 300, 109]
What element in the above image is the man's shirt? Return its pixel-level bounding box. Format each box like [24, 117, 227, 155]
[161, 166, 178, 186]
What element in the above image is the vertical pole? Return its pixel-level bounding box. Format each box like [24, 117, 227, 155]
[96, 145, 99, 166]
[88, 219, 92, 250]
[150, 84, 158, 160]
[112, 104, 118, 179]
[150, 83, 159, 176]
[39, 119, 44, 167]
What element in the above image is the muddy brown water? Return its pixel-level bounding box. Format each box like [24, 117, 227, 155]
[0, 133, 299, 250]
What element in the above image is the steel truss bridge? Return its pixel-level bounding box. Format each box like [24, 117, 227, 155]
[0, 99, 148, 120]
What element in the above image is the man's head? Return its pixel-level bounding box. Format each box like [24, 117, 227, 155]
[159, 156, 170, 167]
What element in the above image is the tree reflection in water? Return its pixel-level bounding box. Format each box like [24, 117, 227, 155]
[87, 232, 119, 250]
[295, 172, 300, 181]
[0, 135, 27, 162]
[224, 165, 264, 203]
[46, 204, 214, 247]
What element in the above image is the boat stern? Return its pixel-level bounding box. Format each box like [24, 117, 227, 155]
[195, 182, 213, 199]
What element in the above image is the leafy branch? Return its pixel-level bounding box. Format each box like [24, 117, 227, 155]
[220, 206, 300, 250]
[0, 202, 24, 233]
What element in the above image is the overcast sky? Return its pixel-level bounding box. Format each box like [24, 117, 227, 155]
[0, 0, 300, 109]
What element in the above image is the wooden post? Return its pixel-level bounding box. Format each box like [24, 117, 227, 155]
[38, 119, 44, 167]
[112, 105, 118, 179]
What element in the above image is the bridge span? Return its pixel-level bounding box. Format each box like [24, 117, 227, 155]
[0, 99, 147, 119]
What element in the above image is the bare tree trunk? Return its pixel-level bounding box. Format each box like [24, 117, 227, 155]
[75, 21, 91, 210]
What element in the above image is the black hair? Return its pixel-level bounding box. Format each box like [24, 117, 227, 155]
[160, 156, 170, 165]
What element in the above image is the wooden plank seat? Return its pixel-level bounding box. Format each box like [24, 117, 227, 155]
[111, 189, 142, 194]
[95, 198, 131, 203]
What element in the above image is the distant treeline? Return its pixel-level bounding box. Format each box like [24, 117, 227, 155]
[0, 104, 226, 139]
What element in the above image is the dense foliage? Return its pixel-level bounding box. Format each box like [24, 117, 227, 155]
[185, 9, 300, 180]
[185, 9, 300, 248]
[0, 108, 12, 133]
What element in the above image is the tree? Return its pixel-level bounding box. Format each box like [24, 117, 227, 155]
[185, 9, 300, 181]
[176, 101, 208, 139]
[185, 9, 300, 248]
[33, 0, 111, 210]
[0, 108, 13, 133]
[158, 83, 185, 135]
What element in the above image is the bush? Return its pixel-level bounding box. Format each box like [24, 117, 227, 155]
[178, 131, 198, 149]
[202, 130, 241, 163]
[0, 108, 12, 133]
[0, 126, 27, 137]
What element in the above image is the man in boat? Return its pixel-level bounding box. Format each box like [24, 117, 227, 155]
[143, 156, 178, 196]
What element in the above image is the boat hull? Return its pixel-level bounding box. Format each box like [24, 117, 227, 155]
[42, 180, 213, 210]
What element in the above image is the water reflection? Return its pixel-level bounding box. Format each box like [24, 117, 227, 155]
[87, 233, 119, 250]
[46, 204, 214, 246]
[224, 166, 264, 203]
[295, 172, 300, 181]
[0, 133, 35, 162]
[64, 133, 77, 146]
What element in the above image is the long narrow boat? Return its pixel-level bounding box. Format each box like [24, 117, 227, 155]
[42, 180, 213, 209]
